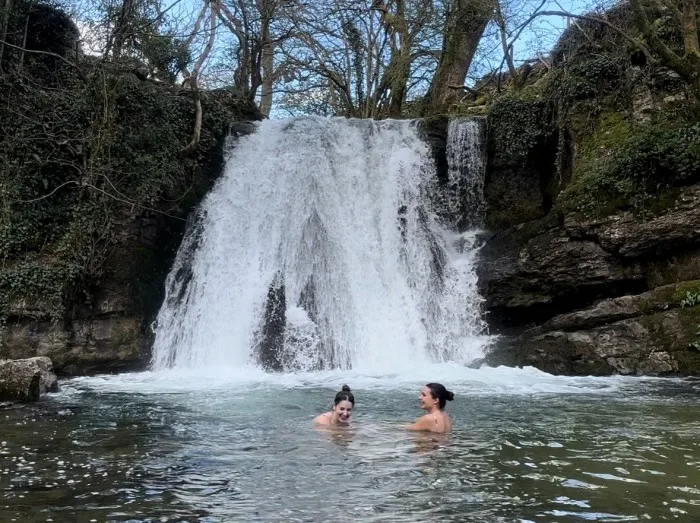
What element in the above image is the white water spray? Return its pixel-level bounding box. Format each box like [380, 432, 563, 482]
[151, 117, 488, 372]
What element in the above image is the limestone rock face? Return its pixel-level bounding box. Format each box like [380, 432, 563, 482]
[479, 180, 700, 375]
[480, 184, 700, 322]
[485, 281, 700, 376]
[563, 186, 700, 259]
[1, 317, 146, 375]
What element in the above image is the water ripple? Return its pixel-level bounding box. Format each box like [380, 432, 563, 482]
[0, 376, 699, 521]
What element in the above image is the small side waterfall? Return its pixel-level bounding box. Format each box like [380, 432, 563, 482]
[446, 118, 487, 229]
[151, 117, 488, 372]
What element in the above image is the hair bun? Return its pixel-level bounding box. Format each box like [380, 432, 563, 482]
[341, 384, 351, 392]
[446, 391, 454, 401]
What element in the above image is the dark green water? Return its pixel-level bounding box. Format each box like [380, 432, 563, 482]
[1, 368, 699, 522]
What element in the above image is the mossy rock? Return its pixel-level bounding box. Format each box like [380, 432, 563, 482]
[556, 117, 700, 217]
[673, 281, 700, 304]
[0, 55, 259, 328]
[636, 294, 700, 374]
[647, 307, 700, 363]
[634, 280, 700, 314]
[487, 96, 554, 163]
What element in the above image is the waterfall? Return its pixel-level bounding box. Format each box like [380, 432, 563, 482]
[446, 118, 487, 229]
[151, 117, 488, 372]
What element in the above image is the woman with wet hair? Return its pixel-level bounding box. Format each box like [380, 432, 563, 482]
[408, 382, 454, 433]
[313, 385, 355, 427]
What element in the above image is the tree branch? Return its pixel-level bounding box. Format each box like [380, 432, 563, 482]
[182, 1, 219, 154]
[628, 0, 688, 74]
[534, 10, 654, 62]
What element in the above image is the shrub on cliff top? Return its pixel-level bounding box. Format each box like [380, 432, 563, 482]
[547, 54, 629, 104]
[488, 96, 554, 162]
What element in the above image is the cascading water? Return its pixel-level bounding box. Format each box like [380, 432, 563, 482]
[445, 117, 487, 229]
[151, 117, 488, 372]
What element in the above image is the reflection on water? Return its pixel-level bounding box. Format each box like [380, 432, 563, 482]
[314, 425, 357, 448]
[410, 432, 452, 455]
[1, 371, 700, 522]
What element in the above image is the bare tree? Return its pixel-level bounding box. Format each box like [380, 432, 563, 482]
[423, 0, 495, 113]
[214, 0, 294, 117]
[182, 1, 218, 151]
[278, 0, 441, 118]
[490, 0, 700, 97]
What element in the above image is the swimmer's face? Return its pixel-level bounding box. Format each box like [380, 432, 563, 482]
[333, 399, 353, 424]
[419, 386, 437, 410]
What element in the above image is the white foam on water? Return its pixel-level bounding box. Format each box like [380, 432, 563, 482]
[59, 364, 666, 398]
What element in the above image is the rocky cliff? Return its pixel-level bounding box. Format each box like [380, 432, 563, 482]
[480, 191, 700, 375]
[476, 9, 700, 375]
[0, 4, 261, 374]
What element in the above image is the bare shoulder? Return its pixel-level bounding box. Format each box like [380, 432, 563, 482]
[409, 413, 452, 433]
[432, 412, 451, 434]
[407, 414, 433, 431]
[443, 413, 452, 432]
[313, 412, 331, 425]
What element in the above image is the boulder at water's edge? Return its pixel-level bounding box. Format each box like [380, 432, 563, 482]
[0, 357, 58, 402]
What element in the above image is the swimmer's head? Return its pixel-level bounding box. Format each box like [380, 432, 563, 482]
[421, 383, 454, 410]
[334, 384, 354, 406]
[332, 385, 354, 424]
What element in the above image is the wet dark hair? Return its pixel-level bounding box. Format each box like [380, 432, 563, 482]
[426, 383, 454, 409]
[334, 384, 355, 406]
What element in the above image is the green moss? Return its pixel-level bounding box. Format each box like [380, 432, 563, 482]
[573, 110, 631, 177]
[547, 55, 628, 104]
[0, 260, 80, 320]
[0, 59, 257, 326]
[674, 281, 700, 303]
[677, 307, 700, 355]
[645, 189, 680, 216]
[637, 291, 669, 315]
[477, 0, 700, 224]
[634, 281, 699, 314]
[556, 120, 700, 217]
[640, 307, 700, 345]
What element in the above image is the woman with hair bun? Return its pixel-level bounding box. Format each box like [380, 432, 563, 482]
[408, 383, 454, 433]
[313, 385, 355, 427]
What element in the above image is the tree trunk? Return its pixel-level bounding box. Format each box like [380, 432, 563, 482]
[112, 0, 135, 58]
[385, 50, 411, 117]
[17, 12, 27, 70]
[423, 0, 494, 114]
[629, 0, 700, 98]
[257, 3, 273, 116]
[259, 37, 274, 117]
[0, 0, 13, 71]
[183, 2, 218, 153]
[495, 0, 520, 88]
[386, 0, 410, 118]
[682, 0, 699, 55]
